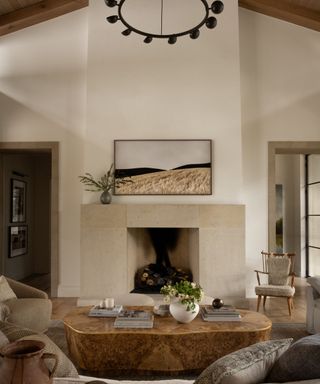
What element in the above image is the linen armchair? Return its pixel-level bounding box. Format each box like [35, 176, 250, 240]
[255, 251, 295, 316]
[1, 276, 52, 332]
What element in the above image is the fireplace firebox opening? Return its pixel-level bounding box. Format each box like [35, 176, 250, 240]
[133, 228, 193, 293]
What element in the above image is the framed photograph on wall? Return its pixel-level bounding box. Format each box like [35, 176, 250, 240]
[114, 139, 212, 195]
[9, 225, 28, 258]
[11, 179, 26, 223]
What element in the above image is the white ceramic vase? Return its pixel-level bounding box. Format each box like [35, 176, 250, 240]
[169, 301, 199, 323]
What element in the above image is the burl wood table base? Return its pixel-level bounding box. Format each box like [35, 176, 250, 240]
[64, 307, 271, 376]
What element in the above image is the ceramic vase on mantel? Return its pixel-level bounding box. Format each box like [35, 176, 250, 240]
[169, 301, 200, 324]
[100, 190, 112, 204]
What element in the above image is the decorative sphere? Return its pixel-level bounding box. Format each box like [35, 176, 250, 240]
[105, 0, 117, 7]
[206, 17, 217, 29]
[122, 29, 132, 36]
[212, 298, 224, 308]
[190, 29, 200, 39]
[106, 15, 118, 24]
[211, 1, 224, 14]
[144, 36, 153, 44]
[168, 36, 177, 45]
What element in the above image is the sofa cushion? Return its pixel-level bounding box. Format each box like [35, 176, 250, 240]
[0, 275, 17, 301]
[314, 298, 320, 309]
[267, 381, 320, 384]
[4, 297, 52, 332]
[0, 302, 10, 321]
[255, 285, 295, 297]
[0, 330, 9, 348]
[21, 334, 78, 378]
[194, 339, 292, 384]
[0, 320, 36, 341]
[266, 333, 320, 382]
[307, 276, 320, 295]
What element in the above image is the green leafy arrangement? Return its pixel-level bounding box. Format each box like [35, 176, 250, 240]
[160, 280, 204, 311]
[79, 163, 132, 193]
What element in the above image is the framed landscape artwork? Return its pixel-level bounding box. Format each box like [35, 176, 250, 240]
[9, 225, 28, 258]
[11, 178, 26, 223]
[114, 139, 212, 195]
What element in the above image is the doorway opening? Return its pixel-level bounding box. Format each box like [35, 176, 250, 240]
[0, 142, 59, 297]
[268, 142, 320, 277]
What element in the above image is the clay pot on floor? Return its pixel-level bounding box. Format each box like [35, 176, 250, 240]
[0, 339, 58, 384]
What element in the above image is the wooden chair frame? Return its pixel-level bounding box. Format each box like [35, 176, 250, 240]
[255, 251, 296, 316]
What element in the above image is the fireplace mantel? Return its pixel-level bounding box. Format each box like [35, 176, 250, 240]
[79, 204, 246, 304]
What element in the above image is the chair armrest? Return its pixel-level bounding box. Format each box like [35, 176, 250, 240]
[6, 277, 48, 299]
[289, 272, 295, 287]
[254, 270, 269, 285]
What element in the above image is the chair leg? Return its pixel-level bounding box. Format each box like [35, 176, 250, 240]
[257, 295, 262, 312]
[287, 297, 293, 316]
[263, 296, 267, 308]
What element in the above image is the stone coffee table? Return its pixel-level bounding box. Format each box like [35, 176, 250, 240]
[63, 306, 271, 377]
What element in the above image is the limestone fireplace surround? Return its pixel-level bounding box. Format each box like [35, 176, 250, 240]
[79, 204, 245, 305]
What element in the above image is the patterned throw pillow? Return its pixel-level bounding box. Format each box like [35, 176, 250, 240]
[0, 302, 10, 321]
[21, 334, 78, 378]
[266, 334, 320, 382]
[0, 329, 9, 348]
[0, 320, 36, 341]
[195, 339, 292, 384]
[0, 275, 17, 301]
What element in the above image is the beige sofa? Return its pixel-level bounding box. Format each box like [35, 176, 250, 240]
[53, 379, 320, 384]
[52, 336, 320, 384]
[306, 278, 320, 334]
[1, 276, 52, 332]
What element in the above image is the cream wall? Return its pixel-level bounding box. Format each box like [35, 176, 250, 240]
[0, 10, 88, 296]
[239, 9, 320, 296]
[84, 0, 243, 205]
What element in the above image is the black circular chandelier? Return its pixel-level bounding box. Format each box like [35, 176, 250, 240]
[104, 0, 224, 44]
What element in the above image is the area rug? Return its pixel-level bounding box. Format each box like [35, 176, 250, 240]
[270, 322, 309, 342]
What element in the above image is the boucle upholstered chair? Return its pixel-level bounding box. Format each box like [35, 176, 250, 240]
[255, 251, 295, 316]
[0, 276, 52, 332]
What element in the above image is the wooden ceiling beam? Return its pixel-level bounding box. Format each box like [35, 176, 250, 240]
[0, 0, 88, 37]
[239, 0, 320, 32]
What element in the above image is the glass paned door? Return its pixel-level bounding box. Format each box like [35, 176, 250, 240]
[306, 155, 320, 276]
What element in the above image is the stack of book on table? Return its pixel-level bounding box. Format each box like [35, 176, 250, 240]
[114, 309, 154, 328]
[88, 304, 123, 317]
[201, 305, 241, 322]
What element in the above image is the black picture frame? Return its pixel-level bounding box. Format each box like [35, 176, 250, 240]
[11, 179, 26, 223]
[114, 139, 212, 195]
[9, 225, 28, 258]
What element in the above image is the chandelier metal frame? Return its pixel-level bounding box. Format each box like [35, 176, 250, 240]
[104, 0, 224, 44]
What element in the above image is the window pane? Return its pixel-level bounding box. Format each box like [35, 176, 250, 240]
[309, 155, 320, 184]
[309, 247, 320, 276]
[309, 183, 320, 215]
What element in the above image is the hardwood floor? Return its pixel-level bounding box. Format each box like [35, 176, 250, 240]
[51, 278, 308, 323]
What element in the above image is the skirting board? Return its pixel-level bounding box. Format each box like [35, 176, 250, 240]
[57, 284, 80, 297]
